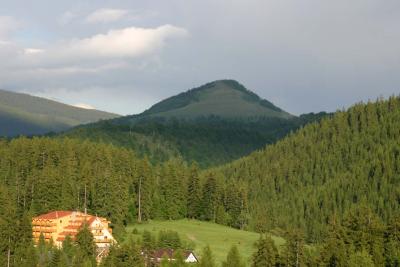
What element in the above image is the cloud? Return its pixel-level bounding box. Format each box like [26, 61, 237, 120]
[23, 25, 187, 65]
[0, 16, 21, 38]
[85, 8, 129, 23]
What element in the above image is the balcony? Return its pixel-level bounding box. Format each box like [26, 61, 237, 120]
[33, 232, 52, 238]
[32, 221, 56, 227]
[32, 227, 56, 232]
[94, 239, 111, 243]
[92, 232, 104, 237]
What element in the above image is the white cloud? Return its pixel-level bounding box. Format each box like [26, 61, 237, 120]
[0, 16, 21, 38]
[24, 25, 187, 64]
[73, 103, 96, 109]
[85, 8, 129, 23]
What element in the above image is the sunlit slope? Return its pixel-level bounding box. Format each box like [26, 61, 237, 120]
[126, 219, 285, 264]
[0, 89, 119, 136]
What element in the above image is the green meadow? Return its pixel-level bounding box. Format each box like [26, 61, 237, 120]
[126, 219, 285, 265]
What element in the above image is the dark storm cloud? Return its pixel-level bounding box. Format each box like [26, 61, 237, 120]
[0, 0, 399, 115]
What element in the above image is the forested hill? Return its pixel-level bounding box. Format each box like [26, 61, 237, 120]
[63, 80, 328, 167]
[0, 89, 119, 137]
[216, 96, 400, 242]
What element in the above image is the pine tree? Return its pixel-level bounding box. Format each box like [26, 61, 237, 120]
[222, 245, 245, 267]
[136, 157, 154, 222]
[319, 217, 347, 266]
[199, 245, 216, 267]
[75, 223, 96, 265]
[142, 230, 156, 250]
[348, 250, 375, 267]
[187, 163, 201, 219]
[111, 239, 145, 267]
[251, 235, 278, 267]
[384, 216, 400, 266]
[283, 229, 305, 267]
[201, 175, 219, 221]
[158, 230, 182, 249]
[37, 233, 50, 267]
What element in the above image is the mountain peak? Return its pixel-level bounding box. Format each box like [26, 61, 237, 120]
[139, 79, 292, 120]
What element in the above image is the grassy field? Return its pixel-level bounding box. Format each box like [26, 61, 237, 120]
[125, 219, 285, 265]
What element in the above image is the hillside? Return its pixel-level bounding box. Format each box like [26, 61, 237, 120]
[0, 89, 119, 136]
[126, 219, 285, 265]
[216, 96, 400, 243]
[64, 80, 327, 167]
[131, 79, 293, 120]
[1, 99, 399, 265]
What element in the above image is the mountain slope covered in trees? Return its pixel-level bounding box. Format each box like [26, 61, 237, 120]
[216, 96, 400, 244]
[1, 97, 400, 265]
[0, 89, 119, 137]
[63, 80, 328, 167]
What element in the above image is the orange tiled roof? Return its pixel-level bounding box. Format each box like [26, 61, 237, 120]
[33, 211, 72, 220]
[87, 216, 97, 225]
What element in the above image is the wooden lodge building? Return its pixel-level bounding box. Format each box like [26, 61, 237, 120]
[32, 210, 116, 260]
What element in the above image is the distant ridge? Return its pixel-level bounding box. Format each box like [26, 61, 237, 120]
[0, 89, 119, 137]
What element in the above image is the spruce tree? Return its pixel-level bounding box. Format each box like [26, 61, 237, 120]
[75, 223, 96, 265]
[319, 217, 347, 266]
[283, 229, 305, 267]
[187, 163, 201, 219]
[201, 175, 219, 221]
[251, 235, 278, 267]
[199, 245, 216, 267]
[222, 245, 245, 267]
[348, 250, 375, 267]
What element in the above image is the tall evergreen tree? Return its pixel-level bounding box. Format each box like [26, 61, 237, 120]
[199, 245, 216, 267]
[348, 250, 375, 267]
[187, 163, 201, 219]
[201, 174, 220, 222]
[222, 245, 245, 267]
[282, 229, 305, 267]
[251, 235, 278, 267]
[319, 217, 348, 267]
[75, 223, 96, 266]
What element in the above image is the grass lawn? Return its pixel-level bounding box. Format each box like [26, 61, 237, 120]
[125, 219, 285, 265]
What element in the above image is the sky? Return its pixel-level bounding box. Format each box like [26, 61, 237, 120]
[0, 0, 399, 115]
